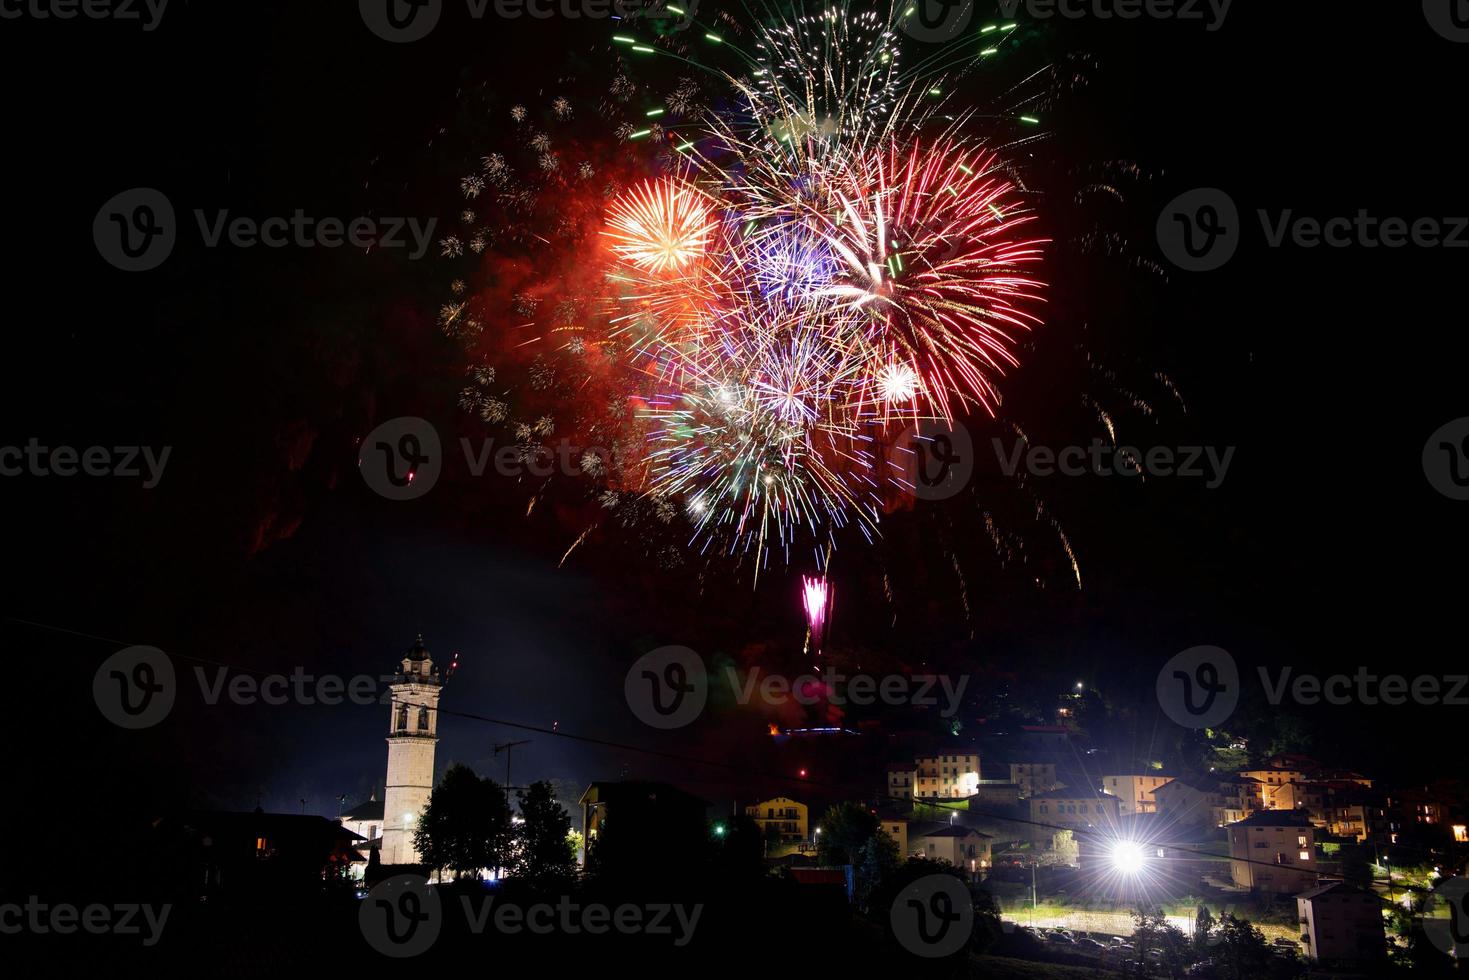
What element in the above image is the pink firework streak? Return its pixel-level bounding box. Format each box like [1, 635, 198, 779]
[802, 575, 833, 650]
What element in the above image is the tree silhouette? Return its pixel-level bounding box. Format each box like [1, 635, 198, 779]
[413, 764, 512, 880]
[512, 780, 578, 888]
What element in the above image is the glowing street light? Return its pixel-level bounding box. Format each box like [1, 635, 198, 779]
[1108, 840, 1148, 876]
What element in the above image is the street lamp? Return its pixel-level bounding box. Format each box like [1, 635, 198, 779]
[1108, 839, 1148, 876]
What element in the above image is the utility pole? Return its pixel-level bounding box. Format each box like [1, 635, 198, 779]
[494, 740, 532, 795]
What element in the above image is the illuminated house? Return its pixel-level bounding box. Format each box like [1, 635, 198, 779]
[745, 797, 808, 843]
[886, 763, 914, 801]
[1102, 772, 1175, 815]
[1295, 881, 1386, 965]
[1151, 776, 1223, 831]
[1240, 754, 1322, 809]
[1384, 780, 1468, 843]
[1009, 762, 1060, 798]
[338, 793, 383, 873]
[912, 825, 992, 873]
[913, 753, 981, 799]
[1226, 810, 1317, 893]
[1028, 787, 1121, 843]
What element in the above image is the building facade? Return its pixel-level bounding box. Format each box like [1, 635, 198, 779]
[1028, 788, 1121, 843]
[886, 764, 914, 801]
[1102, 773, 1175, 815]
[1010, 762, 1059, 798]
[380, 635, 442, 866]
[746, 797, 808, 843]
[1296, 881, 1386, 965]
[914, 754, 981, 799]
[1227, 810, 1317, 893]
[912, 826, 992, 872]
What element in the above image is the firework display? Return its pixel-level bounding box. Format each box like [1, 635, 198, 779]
[438, 4, 1080, 583]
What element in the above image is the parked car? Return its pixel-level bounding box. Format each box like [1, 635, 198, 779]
[1270, 937, 1298, 948]
[1045, 931, 1077, 945]
[1076, 937, 1108, 952]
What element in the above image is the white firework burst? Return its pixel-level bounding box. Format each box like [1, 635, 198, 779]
[552, 96, 572, 120]
[460, 175, 485, 199]
[439, 236, 463, 258]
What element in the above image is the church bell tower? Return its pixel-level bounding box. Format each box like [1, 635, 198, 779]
[379, 634, 441, 866]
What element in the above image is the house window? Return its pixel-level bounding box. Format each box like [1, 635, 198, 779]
[369, 825, 377, 839]
[1299, 850, 1310, 861]
[396, 704, 409, 731]
[417, 706, 430, 730]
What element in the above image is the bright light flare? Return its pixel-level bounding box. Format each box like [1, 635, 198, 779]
[1108, 840, 1148, 876]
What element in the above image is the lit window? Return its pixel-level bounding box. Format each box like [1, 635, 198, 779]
[1299, 850, 1310, 861]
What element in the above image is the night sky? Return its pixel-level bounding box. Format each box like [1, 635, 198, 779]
[4, 1, 1467, 877]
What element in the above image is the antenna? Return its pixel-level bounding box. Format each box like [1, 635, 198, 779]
[494, 739, 533, 794]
